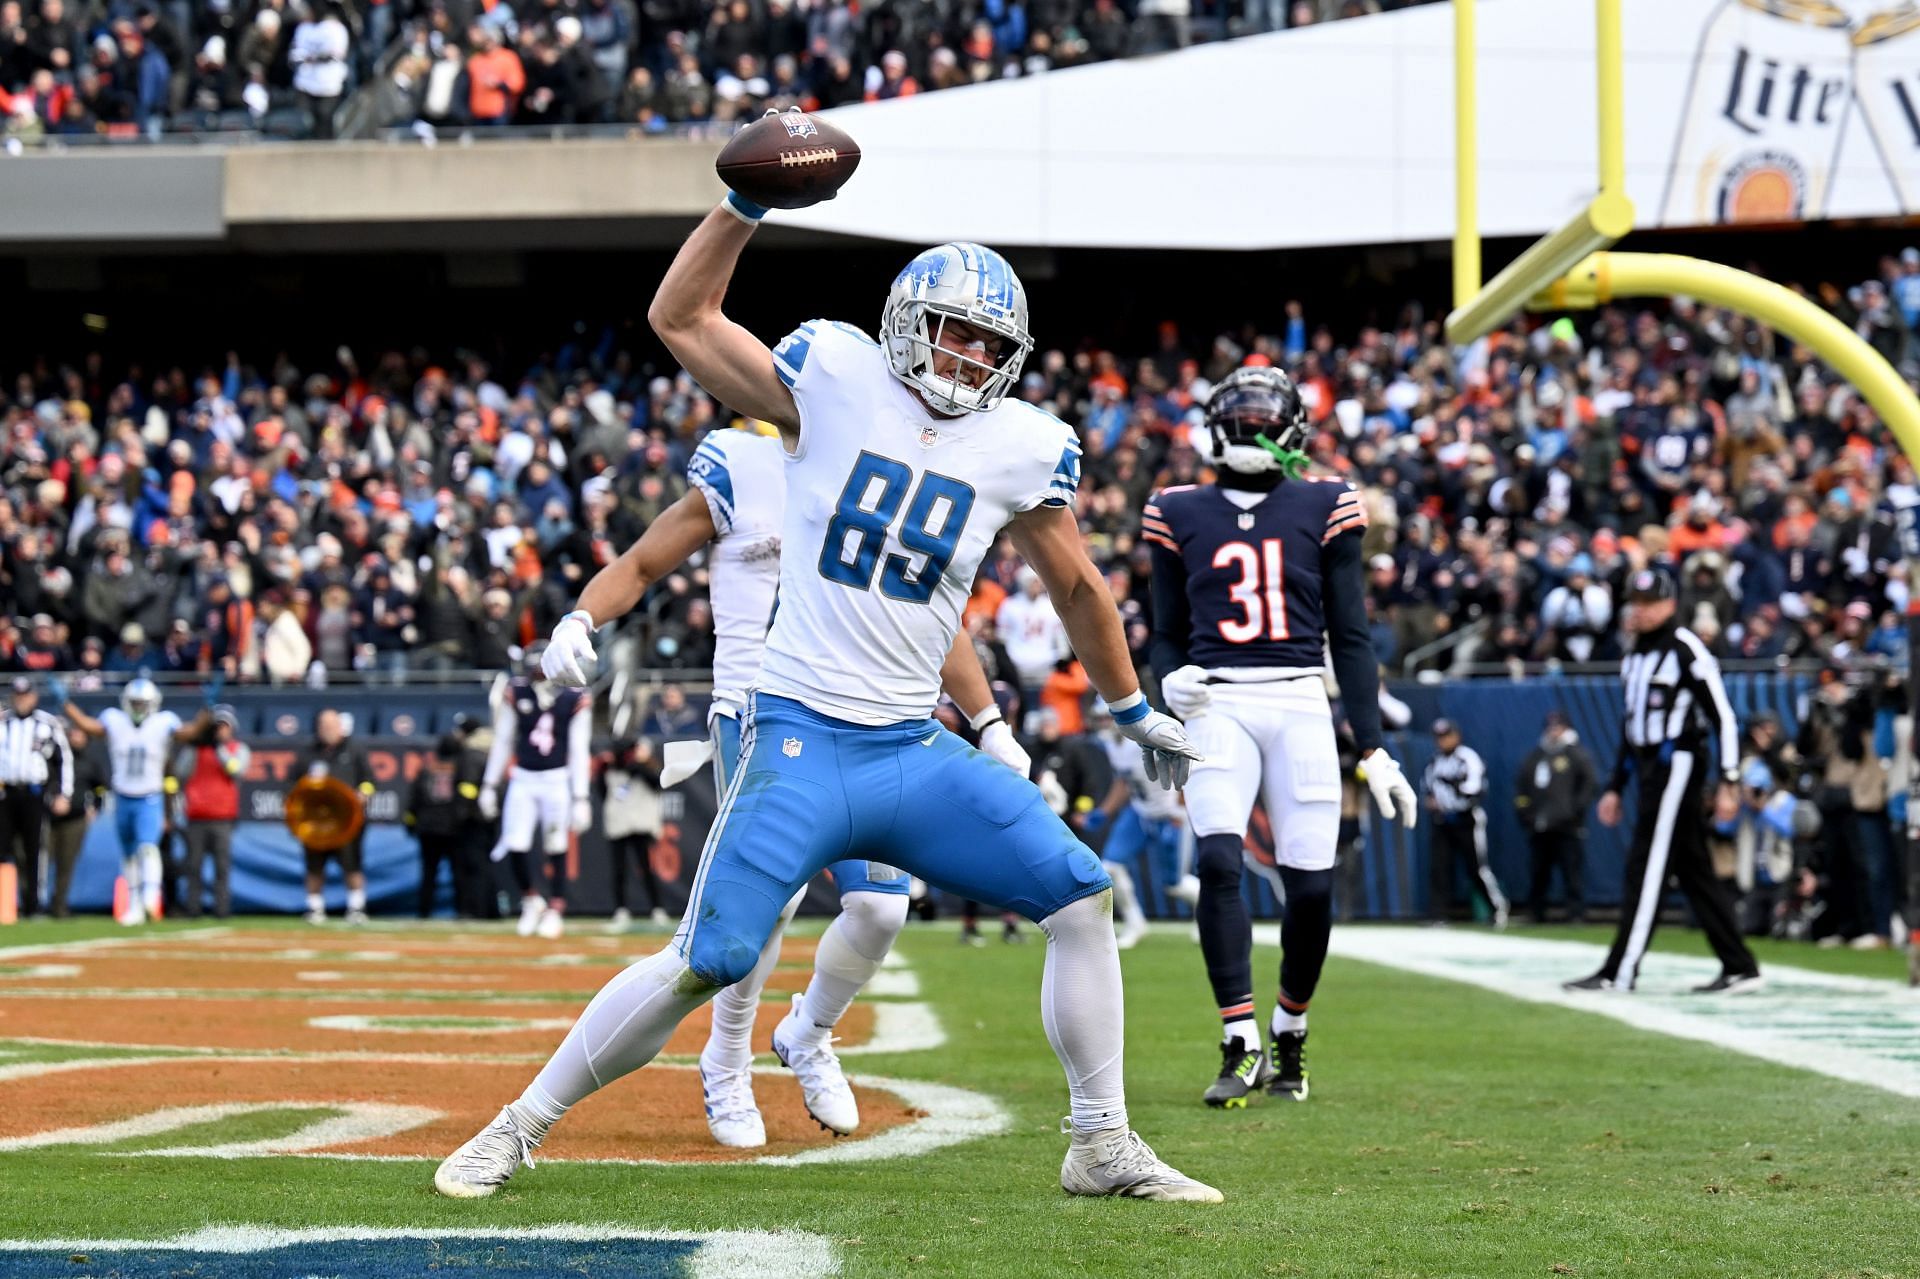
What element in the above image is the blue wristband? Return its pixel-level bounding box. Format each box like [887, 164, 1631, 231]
[722, 190, 769, 223]
[1107, 691, 1150, 726]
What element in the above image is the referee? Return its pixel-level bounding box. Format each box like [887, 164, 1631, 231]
[0, 677, 75, 919]
[1566, 569, 1761, 995]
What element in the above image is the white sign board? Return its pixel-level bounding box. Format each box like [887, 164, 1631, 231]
[794, 0, 1920, 250]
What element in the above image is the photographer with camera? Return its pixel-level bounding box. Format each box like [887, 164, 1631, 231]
[1797, 666, 1900, 949]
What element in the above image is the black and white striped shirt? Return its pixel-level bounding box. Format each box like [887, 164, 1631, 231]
[1424, 745, 1487, 816]
[1613, 621, 1738, 785]
[0, 708, 74, 797]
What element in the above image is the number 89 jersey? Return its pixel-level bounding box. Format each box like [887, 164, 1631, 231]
[757, 318, 1082, 725]
[1142, 479, 1367, 670]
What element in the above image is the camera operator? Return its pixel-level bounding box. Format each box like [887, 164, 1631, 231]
[1797, 667, 1900, 948]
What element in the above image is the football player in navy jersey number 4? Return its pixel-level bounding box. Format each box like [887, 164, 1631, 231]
[436, 186, 1219, 1202]
[479, 642, 593, 940]
[1146, 365, 1419, 1110]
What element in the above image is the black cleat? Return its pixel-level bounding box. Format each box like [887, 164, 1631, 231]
[1267, 1029, 1309, 1101]
[1562, 972, 1620, 993]
[1202, 1037, 1272, 1109]
[1691, 970, 1765, 996]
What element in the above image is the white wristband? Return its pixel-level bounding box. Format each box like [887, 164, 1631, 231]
[564, 609, 597, 631]
[968, 706, 1004, 733]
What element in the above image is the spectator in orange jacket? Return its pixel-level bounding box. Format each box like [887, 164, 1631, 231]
[467, 26, 525, 125]
[1040, 658, 1090, 737]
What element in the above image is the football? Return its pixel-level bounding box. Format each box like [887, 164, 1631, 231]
[715, 108, 861, 211]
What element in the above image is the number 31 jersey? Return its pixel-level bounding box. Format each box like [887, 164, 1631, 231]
[757, 318, 1082, 725]
[1142, 479, 1367, 671]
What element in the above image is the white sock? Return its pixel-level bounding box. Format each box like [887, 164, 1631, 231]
[347, 886, 367, 913]
[512, 1081, 569, 1141]
[306, 892, 325, 916]
[528, 946, 715, 1111]
[1270, 1006, 1307, 1036]
[1222, 1018, 1258, 1048]
[1103, 861, 1147, 934]
[1037, 891, 1128, 1135]
[140, 846, 163, 912]
[797, 891, 907, 1043]
[704, 893, 801, 1072]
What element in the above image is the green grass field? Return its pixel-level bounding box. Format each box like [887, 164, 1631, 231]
[1, 917, 1916, 1278]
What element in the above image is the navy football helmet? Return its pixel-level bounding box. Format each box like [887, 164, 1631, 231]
[1198, 365, 1310, 478]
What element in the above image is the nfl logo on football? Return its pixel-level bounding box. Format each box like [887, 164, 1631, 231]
[781, 115, 819, 140]
[782, 736, 804, 758]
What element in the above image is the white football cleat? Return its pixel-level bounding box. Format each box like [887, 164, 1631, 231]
[1059, 1120, 1224, 1203]
[648, 907, 672, 927]
[608, 907, 632, 933]
[302, 906, 325, 925]
[699, 1054, 767, 1148]
[119, 902, 147, 927]
[434, 1104, 540, 1199]
[1166, 874, 1202, 908]
[771, 993, 859, 1135]
[1115, 923, 1147, 951]
[536, 907, 565, 940]
[516, 895, 546, 937]
[344, 908, 369, 927]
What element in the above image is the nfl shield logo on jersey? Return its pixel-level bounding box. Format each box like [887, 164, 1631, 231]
[782, 737, 804, 758]
[919, 425, 939, 448]
[781, 114, 819, 139]
[1237, 512, 1256, 530]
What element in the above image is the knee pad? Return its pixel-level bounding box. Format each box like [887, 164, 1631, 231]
[543, 827, 569, 856]
[686, 923, 766, 990]
[1279, 866, 1333, 905]
[1195, 833, 1245, 888]
[834, 890, 908, 962]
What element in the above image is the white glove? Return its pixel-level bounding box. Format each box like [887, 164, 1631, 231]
[571, 797, 593, 834]
[1359, 748, 1418, 828]
[1037, 769, 1070, 816]
[1161, 665, 1211, 720]
[478, 785, 499, 821]
[978, 720, 1031, 776]
[542, 610, 599, 687]
[1115, 708, 1203, 790]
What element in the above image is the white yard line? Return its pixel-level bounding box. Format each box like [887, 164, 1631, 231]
[0, 1225, 839, 1279]
[1331, 927, 1920, 1099]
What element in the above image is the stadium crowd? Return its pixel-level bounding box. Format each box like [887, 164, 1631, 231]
[3, 250, 1919, 951]
[4, 250, 1920, 692]
[0, 0, 1439, 140]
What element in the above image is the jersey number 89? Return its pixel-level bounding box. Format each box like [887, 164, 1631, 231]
[819, 451, 976, 605]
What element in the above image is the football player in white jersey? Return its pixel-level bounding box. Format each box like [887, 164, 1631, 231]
[540, 424, 1031, 1148]
[65, 680, 209, 925]
[437, 189, 1216, 1202]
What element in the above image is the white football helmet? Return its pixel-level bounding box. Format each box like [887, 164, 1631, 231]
[881, 242, 1033, 414]
[122, 677, 161, 724]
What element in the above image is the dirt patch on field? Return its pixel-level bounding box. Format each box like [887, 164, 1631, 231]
[0, 1056, 917, 1163]
[0, 956, 815, 998]
[0, 995, 874, 1056]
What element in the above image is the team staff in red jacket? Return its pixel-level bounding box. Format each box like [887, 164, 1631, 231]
[177, 706, 249, 920]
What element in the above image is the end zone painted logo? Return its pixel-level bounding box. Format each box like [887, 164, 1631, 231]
[0, 1226, 837, 1279]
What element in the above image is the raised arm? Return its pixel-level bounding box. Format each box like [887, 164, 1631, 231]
[648, 208, 800, 439]
[63, 701, 104, 738]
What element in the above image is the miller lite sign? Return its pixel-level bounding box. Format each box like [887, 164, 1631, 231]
[1660, 0, 1857, 225]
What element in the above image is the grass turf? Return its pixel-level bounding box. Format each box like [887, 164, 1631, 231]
[0, 918, 1916, 1277]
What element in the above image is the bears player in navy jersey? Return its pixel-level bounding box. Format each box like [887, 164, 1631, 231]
[480, 642, 594, 939]
[1146, 365, 1419, 1109]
